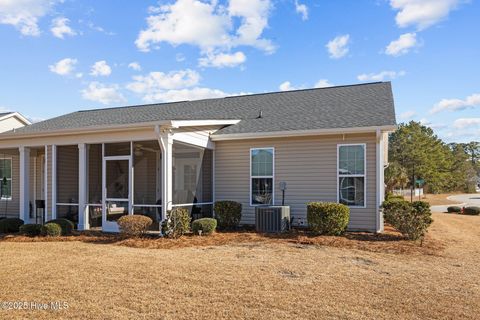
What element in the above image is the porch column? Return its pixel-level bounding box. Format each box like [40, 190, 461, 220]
[78, 143, 89, 230]
[19, 146, 30, 222]
[157, 126, 173, 223]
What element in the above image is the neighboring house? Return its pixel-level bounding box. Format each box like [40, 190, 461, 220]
[0, 112, 31, 133]
[0, 82, 396, 233]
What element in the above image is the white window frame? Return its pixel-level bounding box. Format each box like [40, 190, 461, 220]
[250, 147, 275, 206]
[337, 143, 367, 208]
[0, 157, 13, 201]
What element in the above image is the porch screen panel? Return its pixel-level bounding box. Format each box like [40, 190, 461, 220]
[88, 144, 102, 205]
[88, 144, 102, 227]
[172, 143, 213, 205]
[56, 145, 79, 223]
[133, 141, 161, 222]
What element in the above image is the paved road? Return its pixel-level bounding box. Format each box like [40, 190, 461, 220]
[431, 194, 480, 212]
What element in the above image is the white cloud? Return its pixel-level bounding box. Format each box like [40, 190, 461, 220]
[280, 79, 333, 91]
[295, 0, 308, 21]
[0, 0, 60, 36]
[142, 87, 236, 103]
[326, 34, 349, 59]
[357, 70, 406, 82]
[128, 62, 142, 71]
[50, 17, 76, 39]
[430, 93, 480, 114]
[126, 69, 201, 99]
[135, 0, 274, 55]
[385, 32, 417, 56]
[49, 58, 78, 76]
[81, 82, 126, 105]
[198, 51, 246, 68]
[419, 118, 446, 129]
[398, 110, 416, 120]
[390, 0, 460, 30]
[90, 60, 112, 77]
[453, 118, 480, 129]
[279, 81, 297, 91]
[314, 79, 333, 88]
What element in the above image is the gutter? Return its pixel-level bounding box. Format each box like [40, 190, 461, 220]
[211, 125, 397, 141]
[0, 119, 241, 141]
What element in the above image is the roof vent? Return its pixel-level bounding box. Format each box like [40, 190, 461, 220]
[257, 110, 263, 119]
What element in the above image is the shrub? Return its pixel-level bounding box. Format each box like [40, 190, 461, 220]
[41, 223, 62, 237]
[19, 224, 43, 236]
[307, 202, 350, 236]
[382, 200, 433, 241]
[463, 206, 480, 216]
[46, 218, 74, 235]
[118, 215, 153, 236]
[447, 206, 462, 213]
[192, 218, 217, 235]
[161, 208, 191, 238]
[214, 201, 242, 230]
[385, 193, 406, 202]
[0, 218, 24, 233]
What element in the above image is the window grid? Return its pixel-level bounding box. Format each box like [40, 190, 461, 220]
[337, 144, 366, 208]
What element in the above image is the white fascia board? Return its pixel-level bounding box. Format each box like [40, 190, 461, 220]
[211, 125, 397, 141]
[0, 112, 32, 126]
[0, 120, 173, 140]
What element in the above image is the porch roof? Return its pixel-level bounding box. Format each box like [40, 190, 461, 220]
[4, 82, 396, 138]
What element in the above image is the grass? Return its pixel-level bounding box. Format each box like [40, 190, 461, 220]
[403, 193, 463, 206]
[1, 213, 479, 319]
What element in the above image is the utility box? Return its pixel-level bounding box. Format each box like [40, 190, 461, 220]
[255, 206, 290, 233]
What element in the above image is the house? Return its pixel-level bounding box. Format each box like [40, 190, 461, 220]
[0, 112, 31, 133]
[0, 82, 396, 233]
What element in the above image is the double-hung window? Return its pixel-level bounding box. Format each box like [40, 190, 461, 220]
[250, 148, 274, 205]
[0, 158, 12, 200]
[338, 144, 366, 207]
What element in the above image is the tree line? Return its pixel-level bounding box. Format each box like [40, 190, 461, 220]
[385, 121, 479, 194]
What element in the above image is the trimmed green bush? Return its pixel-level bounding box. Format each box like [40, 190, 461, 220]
[41, 223, 62, 237]
[463, 206, 480, 216]
[46, 218, 74, 235]
[307, 202, 350, 236]
[19, 224, 43, 236]
[382, 200, 433, 240]
[192, 218, 217, 235]
[0, 218, 24, 233]
[161, 208, 191, 238]
[118, 215, 153, 236]
[214, 201, 242, 230]
[447, 206, 462, 213]
[385, 193, 406, 202]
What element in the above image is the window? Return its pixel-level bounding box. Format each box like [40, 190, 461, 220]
[338, 144, 366, 207]
[250, 148, 274, 205]
[0, 158, 12, 200]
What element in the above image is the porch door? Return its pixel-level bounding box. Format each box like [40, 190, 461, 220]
[102, 156, 132, 232]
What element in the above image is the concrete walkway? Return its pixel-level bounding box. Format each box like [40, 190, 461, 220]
[431, 194, 480, 212]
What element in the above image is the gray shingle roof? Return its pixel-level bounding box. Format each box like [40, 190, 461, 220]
[11, 82, 396, 136]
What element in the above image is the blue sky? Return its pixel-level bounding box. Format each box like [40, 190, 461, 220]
[0, 0, 479, 142]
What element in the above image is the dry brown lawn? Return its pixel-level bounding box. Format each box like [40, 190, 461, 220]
[1, 213, 479, 320]
[404, 193, 462, 206]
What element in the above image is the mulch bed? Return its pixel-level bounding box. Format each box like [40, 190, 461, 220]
[0, 225, 444, 256]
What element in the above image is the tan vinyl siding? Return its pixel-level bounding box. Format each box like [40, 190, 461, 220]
[215, 133, 378, 232]
[0, 149, 19, 218]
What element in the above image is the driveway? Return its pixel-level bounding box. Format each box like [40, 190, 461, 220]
[431, 193, 480, 212]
